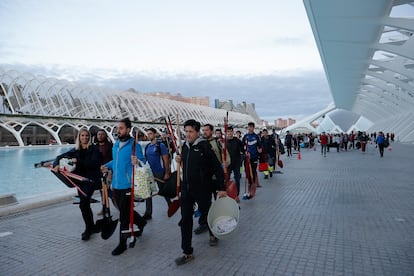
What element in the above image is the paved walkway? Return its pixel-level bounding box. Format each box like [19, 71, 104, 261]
[1, 142, 414, 275]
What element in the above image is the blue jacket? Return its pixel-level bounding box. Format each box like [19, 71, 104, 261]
[242, 132, 262, 160]
[376, 135, 384, 144]
[105, 137, 145, 190]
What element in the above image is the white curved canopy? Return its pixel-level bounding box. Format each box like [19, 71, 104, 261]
[303, 0, 414, 142]
[0, 68, 257, 127]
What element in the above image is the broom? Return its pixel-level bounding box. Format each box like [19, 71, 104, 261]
[167, 114, 181, 217]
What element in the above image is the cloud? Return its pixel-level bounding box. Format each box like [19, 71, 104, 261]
[273, 36, 308, 45]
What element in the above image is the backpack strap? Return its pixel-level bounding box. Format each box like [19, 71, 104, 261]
[215, 138, 223, 154]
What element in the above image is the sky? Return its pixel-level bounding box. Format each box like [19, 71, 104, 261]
[0, 0, 333, 122]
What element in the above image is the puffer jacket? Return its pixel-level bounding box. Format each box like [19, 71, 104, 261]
[105, 137, 145, 190]
[180, 137, 225, 196]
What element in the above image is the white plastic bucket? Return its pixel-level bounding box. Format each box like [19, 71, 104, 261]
[207, 197, 239, 240]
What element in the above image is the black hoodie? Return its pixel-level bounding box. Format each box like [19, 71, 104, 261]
[180, 137, 225, 197]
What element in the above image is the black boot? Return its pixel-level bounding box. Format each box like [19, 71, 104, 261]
[81, 229, 91, 241]
[112, 234, 127, 256]
[80, 202, 96, 241]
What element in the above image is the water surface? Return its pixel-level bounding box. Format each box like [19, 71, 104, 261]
[0, 146, 74, 200]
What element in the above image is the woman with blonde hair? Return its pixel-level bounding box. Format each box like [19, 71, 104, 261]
[53, 128, 103, 240]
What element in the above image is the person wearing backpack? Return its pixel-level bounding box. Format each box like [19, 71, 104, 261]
[376, 131, 386, 157]
[143, 127, 172, 220]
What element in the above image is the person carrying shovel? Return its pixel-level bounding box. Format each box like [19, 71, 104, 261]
[174, 119, 227, 265]
[52, 128, 102, 241]
[101, 118, 147, 256]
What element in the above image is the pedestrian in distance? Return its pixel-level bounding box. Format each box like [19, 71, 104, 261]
[226, 125, 244, 201]
[320, 131, 328, 157]
[376, 131, 386, 157]
[261, 129, 276, 179]
[284, 130, 293, 157]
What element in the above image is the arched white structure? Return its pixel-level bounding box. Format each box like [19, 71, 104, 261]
[0, 69, 256, 124]
[282, 104, 336, 134]
[302, 0, 414, 143]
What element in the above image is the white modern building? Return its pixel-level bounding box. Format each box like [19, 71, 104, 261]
[0, 69, 257, 146]
[285, 0, 414, 143]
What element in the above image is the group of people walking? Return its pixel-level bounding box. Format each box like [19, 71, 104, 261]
[52, 117, 282, 265]
[52, 116, 394, 264]
[316, 130, 392, 157]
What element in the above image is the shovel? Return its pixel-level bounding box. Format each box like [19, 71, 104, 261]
[34, 158, 55, 168]
[167, 114, 181, 217]
[167, 156, 181, 217]
[96, 176, 118, 240]
[223, 111, 238, 200]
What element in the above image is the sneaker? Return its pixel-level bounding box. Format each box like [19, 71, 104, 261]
[175, 254, 194, 265]
[194, 224, 208, 235]
[194, 209, 201, 218]
[264, 175, 268, 179]
[209, 236, 218, 246]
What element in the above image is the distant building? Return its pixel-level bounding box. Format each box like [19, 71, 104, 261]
[145, 91, 209, 106]
[287, 118, 296, 126]
[275, 118, 287, 128]
[215, 99, 260, 124]
[275, 118, 296, 129]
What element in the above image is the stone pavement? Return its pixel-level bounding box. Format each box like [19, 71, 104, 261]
[1, 142, 414, 275]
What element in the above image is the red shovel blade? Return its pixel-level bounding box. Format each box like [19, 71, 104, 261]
[226, 180, 238, 200]
[168, 198, 180, 217]
[248, 176, 258, 199]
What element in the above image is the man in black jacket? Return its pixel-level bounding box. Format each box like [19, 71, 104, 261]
[226, 125, 243, 201]
[174, 119, 227, 266]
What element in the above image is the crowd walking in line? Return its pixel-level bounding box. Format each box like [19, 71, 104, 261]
[46, 117, 394, 264]
[278, 130, 393, 159]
